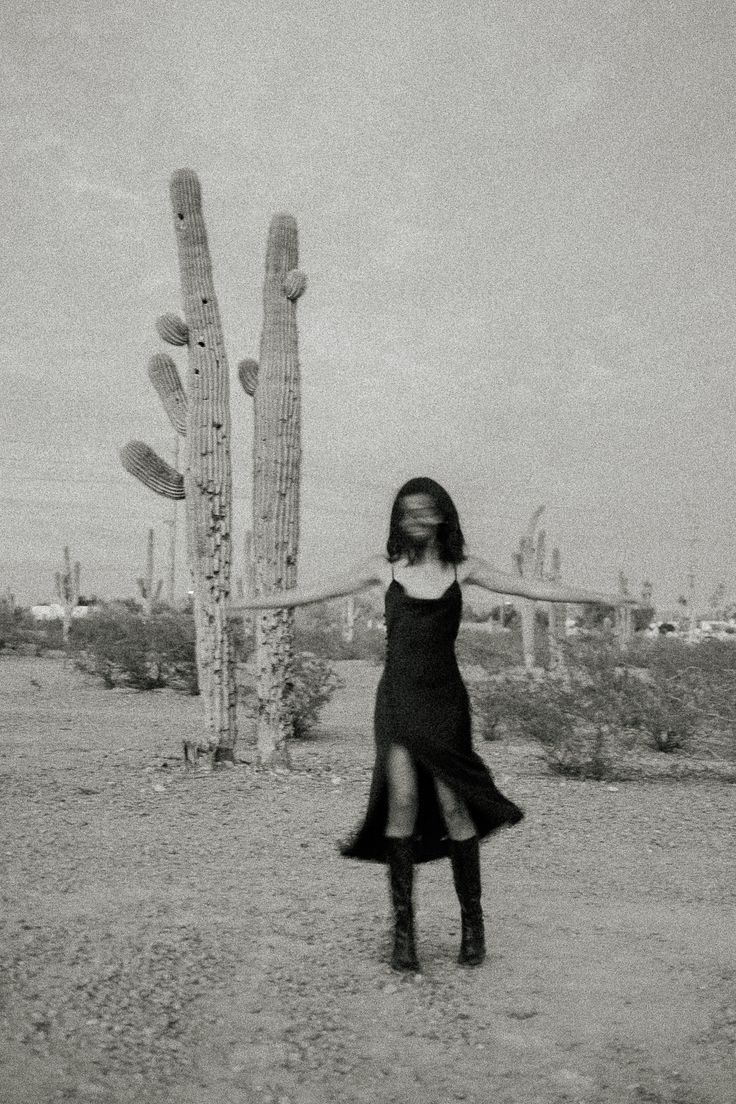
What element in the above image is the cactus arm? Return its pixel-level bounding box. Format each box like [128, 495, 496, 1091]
[148, 354, 188, 435]
[526, 505, 545, 545]
[237, 358, 259, 397]
[535, 529, 546, 579]
[120, 441, 185, 500]
[283, 270, 307, 300]
[156, 313, 189, 346]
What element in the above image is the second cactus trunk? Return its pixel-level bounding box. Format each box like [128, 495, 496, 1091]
[251, 214, 307, 766]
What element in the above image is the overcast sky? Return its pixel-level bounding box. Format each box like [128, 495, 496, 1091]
[2, 0, 734, 611]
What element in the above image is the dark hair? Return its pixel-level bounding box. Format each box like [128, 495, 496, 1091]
[386, 477, 467, 565]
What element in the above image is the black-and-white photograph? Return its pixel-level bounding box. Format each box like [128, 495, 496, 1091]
[1, 2, 734, 1102]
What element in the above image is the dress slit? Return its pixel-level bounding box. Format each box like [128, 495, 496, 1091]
[340, 573, 524, 864]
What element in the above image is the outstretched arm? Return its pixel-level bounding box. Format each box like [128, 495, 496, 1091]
[235, 555, 386, 610]
[463, 556, 631, 606]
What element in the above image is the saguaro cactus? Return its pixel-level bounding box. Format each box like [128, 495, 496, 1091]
[616, 570, 634, 649]
[513, 506, 567, 670]
[513, 506, 545, 670]
[137, 528, 163, 618]
[121, 169, 236, 764]
[55, 546, 80, 645]
[238, 214, 306, 766]
[548, 546, 567, 671]
[343, 594, 356, 644]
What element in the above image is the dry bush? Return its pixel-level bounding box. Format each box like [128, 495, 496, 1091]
[0, 607, 64, 655]
[238, 651, 343, 739]
[72, 604, 197, 691]
[293, 602, 385, 663]
[471, 635, 736, 778]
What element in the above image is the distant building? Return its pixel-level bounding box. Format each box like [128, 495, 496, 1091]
[30, 604, 90, 621]
[699, 620, 736, 640]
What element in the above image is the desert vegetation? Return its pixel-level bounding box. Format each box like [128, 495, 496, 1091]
[469, 634, 736, 782]
[5, 589, 733, 784]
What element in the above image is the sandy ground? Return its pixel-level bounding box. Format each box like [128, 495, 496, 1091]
[1, 654, 735, 1104]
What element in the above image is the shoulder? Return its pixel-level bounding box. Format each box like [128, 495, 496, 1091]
[456, 555, 494, 586]
[355, 554, 393, 588]
[456, 555, 480, 585]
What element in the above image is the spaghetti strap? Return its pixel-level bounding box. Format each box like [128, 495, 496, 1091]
[453, 563, 457, 581]
[391, 562, 395, 580]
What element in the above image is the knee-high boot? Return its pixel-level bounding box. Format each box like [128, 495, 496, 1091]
[450, 836, 486, 966]
[385, 837, 420, 972]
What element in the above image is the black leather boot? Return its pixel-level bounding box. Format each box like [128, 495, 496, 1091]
[385, 836, 420, 972]
[450, 836, 486, 966]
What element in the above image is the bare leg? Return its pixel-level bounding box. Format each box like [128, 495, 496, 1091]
[385, 744, 418, 838]
[435, 777, 475, 841]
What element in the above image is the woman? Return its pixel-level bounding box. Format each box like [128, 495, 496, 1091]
[243, 477, 629, 973]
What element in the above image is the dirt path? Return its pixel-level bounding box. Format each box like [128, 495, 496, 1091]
[1, 656, 734, 1104]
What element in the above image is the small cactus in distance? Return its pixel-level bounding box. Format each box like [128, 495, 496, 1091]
[513, 507, 567, 671]
[137, 528, 163, 617]
[548, 546, 567, 672]
[617, 570, 634, 649]
[55, 546, 80, 645]
[343, 594, 356, 644]
[513, 506, 545, 670]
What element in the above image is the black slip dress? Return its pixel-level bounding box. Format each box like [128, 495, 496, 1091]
[340, 564, 524, 864]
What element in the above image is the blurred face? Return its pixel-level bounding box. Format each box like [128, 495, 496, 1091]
[398, 493, 443, 542]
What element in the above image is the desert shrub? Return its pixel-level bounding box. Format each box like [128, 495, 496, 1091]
[0, 603, 23, 651]
[636, 639, 736, 736]
[470, 633, 727, 777]
[456, 628, 519, 672]
[471, 673, 617, 777]
[456, 614, 555, 672]
[72, 603, 261, 693]
[616, 637, 735, 751]
[288, 652, 344, 738]
[0, 607, 64, 654]
[545, 724, 616, 780]
[238, 650, 343, 739]
[72, 604, 197, 691]
[293, 602, 385, 663]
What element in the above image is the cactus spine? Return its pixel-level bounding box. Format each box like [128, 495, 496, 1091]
[55, 546, 80, 645]
[121, 169, 236, 764]
[240, 214, 306, 766]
